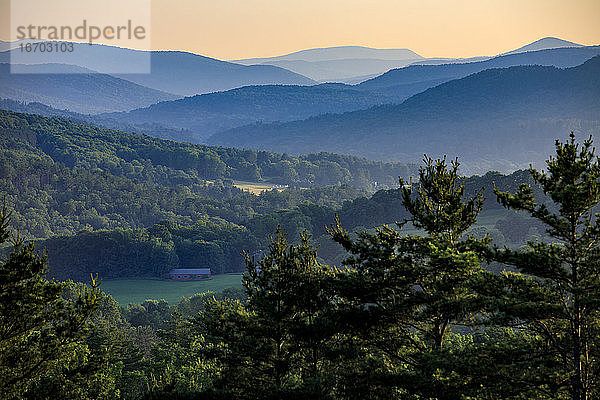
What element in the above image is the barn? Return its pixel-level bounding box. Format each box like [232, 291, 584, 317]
[169, 268, 212, 280]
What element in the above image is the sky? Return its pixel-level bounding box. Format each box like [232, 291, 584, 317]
[1, 0, 599, 60]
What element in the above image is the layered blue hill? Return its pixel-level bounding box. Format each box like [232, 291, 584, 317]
[0, 63, 179, 114]
[356, 45, 600, 98]
[207, 56, 600, 174]
[0, 42, 316, 96]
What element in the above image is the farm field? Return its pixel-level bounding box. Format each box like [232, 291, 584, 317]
[233, 180, 288, 195]
[100, 274, 243, 305]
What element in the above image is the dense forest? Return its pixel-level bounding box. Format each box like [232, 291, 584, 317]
[0, 109, 416, 190]
[0, 109, 414, 234]
[0, 109, 550, 280]
[2, 134, 600, 399]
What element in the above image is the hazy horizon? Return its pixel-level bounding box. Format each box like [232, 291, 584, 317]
[0, 0, 598, 61]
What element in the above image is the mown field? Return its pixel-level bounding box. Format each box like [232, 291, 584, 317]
[100, 274, 243, 305]
[233, 180, 288, 195]
[99, 210, 512, 306]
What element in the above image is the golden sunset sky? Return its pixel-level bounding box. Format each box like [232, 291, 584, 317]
[1, 0, 599, 60]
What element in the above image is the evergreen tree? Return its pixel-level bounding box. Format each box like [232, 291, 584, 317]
[242, 228, 335, 399]
[201, 228, 335, 400]
[329, 156, 490, 399]
[493, 133, 600, 399]
[0, 202, 99, 398]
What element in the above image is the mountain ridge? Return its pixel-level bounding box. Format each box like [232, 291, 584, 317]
[0, 41, 316, 96]
[207, 57, 600, 174]
[501, 36, 583, 56]
[230, 37, 588, 82]
[97, 46, 600, 140]
[357, 45, 600, 93]
[0, 63, 179, 114]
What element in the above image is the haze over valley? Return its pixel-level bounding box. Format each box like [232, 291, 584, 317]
[1, 0, 600, 394]
[2, 37, 599, 174]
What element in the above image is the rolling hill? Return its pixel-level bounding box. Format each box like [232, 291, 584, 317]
[231, 38, 585, 82]
[411, 36, 583, 66]
[356, 45, 600, 97]
[500, 36, 582, 56]
[101, 84, 395, 141]
[0, 97, 204, 143]
[0, 42, 316, 96]
[95, 46, 600, 143]
[0, 63, 179, 114]
[233, 46, 424, 82]
[207, 56, 600, 174]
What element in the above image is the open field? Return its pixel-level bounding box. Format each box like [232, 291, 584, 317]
[100, 274, 243, 305]
[233, 180, 288, 195]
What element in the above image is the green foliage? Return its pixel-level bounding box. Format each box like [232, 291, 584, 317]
[492, 133, 600, 399]
[39, 219, 257, 280]
[329, 156, 492, 399]
[197, 229, 336, 399]
[1, 109, 415, 189]
[0, 203, 99, 398]
[400, 156, 484, 242]
[6, 103, 600, 400]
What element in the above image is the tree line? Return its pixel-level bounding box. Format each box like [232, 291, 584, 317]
[2, 107, 551, 281]
[1, 109, 417, 188]
[11, 172, 545, 281]
[2, 134, 599, 399]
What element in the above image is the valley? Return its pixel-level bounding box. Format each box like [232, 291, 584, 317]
[1, 21, 599, 398]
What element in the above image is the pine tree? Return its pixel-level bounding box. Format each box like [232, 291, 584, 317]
[242, 228, 335, 399]
[0, 201, 99, 398]
[494, 133, 600, 400]
[329, 156, 490, 399]
[201, 228, 335, 400]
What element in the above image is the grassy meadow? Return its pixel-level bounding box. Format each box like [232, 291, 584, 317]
[233, 180, 288, 195]
[100, 274, 243, 305]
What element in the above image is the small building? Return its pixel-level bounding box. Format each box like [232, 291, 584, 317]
[169, 268, 212, 280]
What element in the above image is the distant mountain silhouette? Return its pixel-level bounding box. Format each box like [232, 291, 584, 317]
[234, 46, 423, 62]
[233, 46, 424, 82]
[208, 57, 600, 174]
[501, 37, 583, 56]
[356, 46, 600, 98]
[0, 42, 316, 96]
[0, 63, 178, 114]
[410, 37, 584, 66]
[231, 38, 587, 82]
[97, 46, 600, 143]
[101, 84, 394, 141]
[409, 56, 491, 66]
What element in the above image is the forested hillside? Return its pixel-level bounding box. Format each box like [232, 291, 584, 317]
[210, 57, 600, 173]
[0, 98, 204, 143]
[103, 84, 394, 141]
[0, 63, 179, 114]
[0, 109, 416, 188]
[0, 109, 415, 278]
[1, 109, 417, 238]
[0, 109, 549, 281]
[5, 134, 599, 399]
